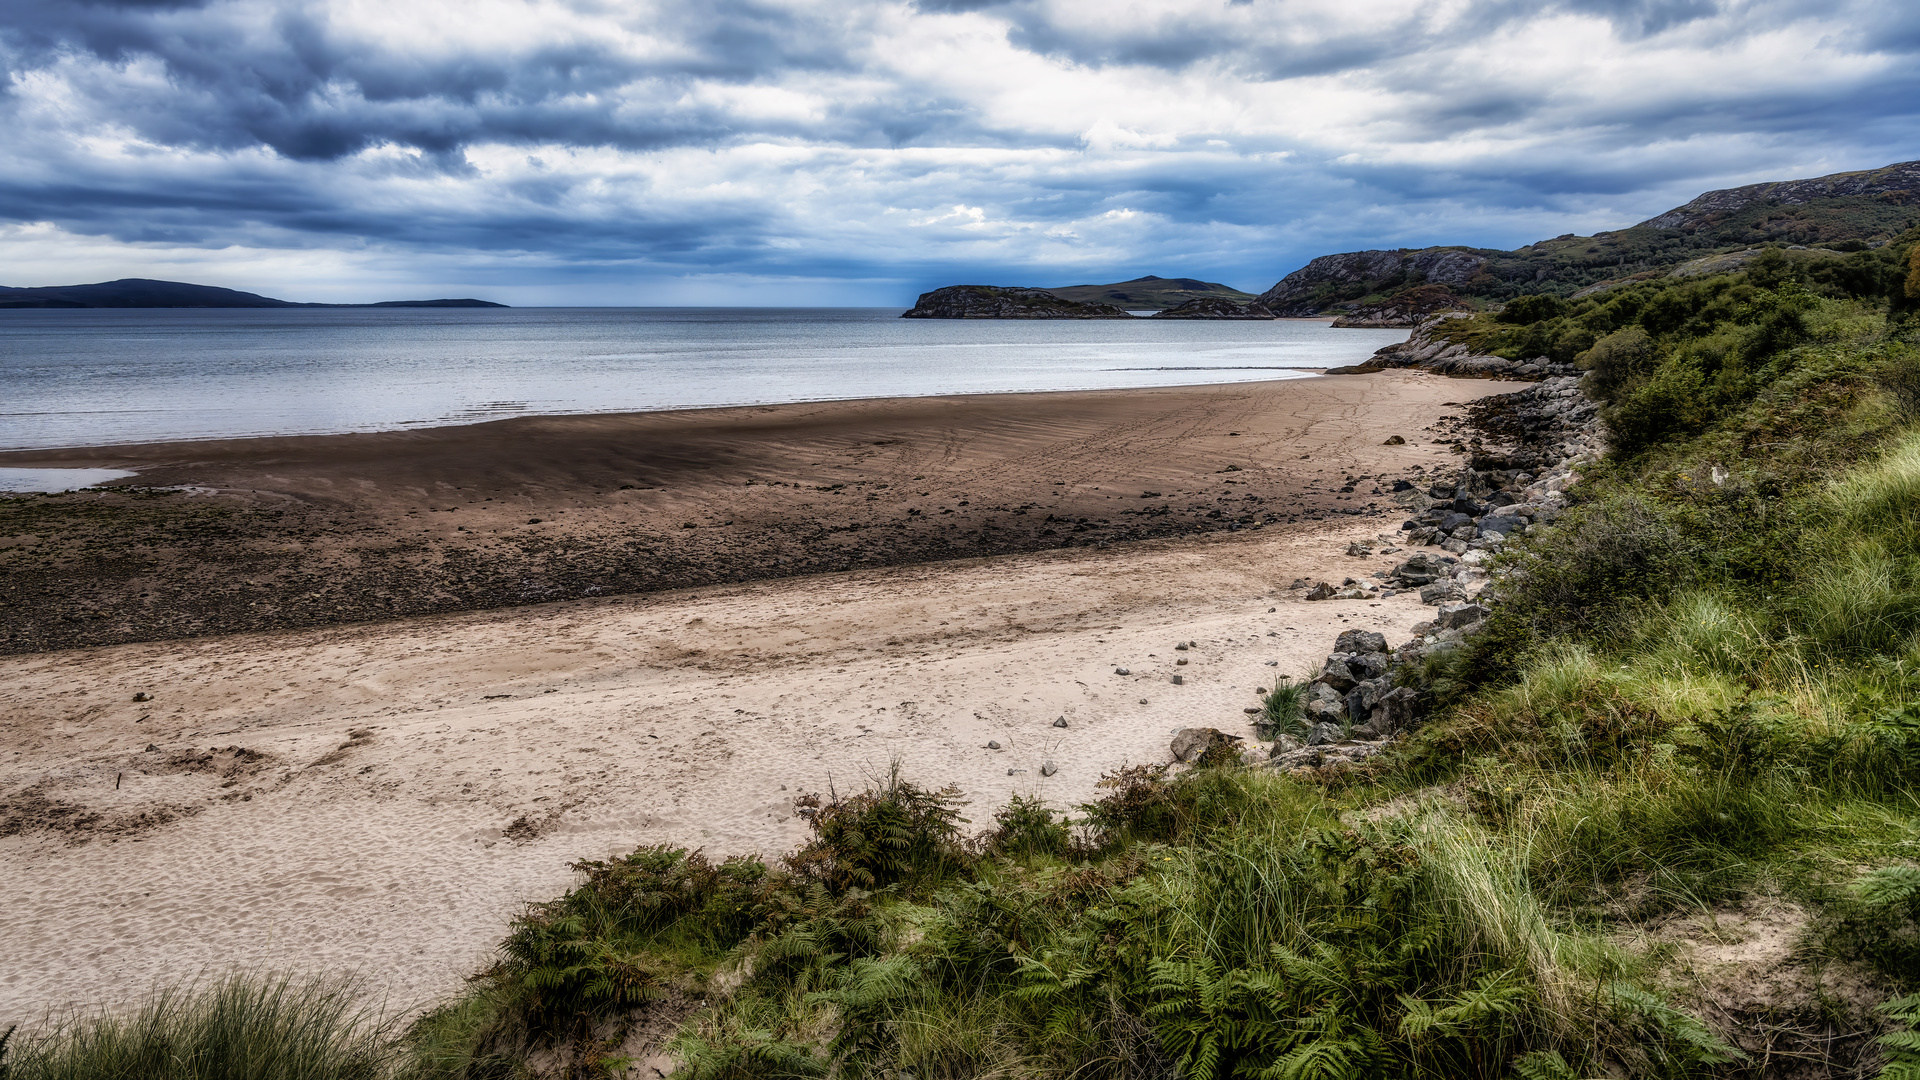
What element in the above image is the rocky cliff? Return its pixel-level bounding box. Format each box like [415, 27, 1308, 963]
[900, 285, 1135, 319]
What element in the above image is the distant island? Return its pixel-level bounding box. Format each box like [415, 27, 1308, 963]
[0, 278, 508, 309]
[906, 160, 1920, 323]
[900, 275, 1269, 319]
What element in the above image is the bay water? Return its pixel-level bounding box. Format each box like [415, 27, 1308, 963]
[0, 307, 1407, 452]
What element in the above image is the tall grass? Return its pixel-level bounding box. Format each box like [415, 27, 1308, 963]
[4, 974, 396, 1080]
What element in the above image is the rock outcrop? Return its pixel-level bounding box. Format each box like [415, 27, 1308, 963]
[1150, 297, 1277, 319]
[1329, 285, 1473, 328]
[1359, 313, 1577, 381]
[901, 285, 1136, 319]
[1256, 249, 1489, 317]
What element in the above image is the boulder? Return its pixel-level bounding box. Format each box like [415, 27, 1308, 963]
[1390, 552, 1449, 586]
[1171, 727, 1242, 763]
[1304, 582, 1336, 601]
[1306, 721, 1344, 746]
[1435, 601, 1490, 630]
[1304, 682, 1348, 723]
[1334, 629, 1388, 654]
[1419, 579, 1465, 604]
[1344, 677, 1391, 725]
[1317, 654, 1360, 691]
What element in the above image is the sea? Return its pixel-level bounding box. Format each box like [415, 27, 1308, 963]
[0, 307, 1407, 453]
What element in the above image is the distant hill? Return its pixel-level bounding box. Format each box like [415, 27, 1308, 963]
[1043, 275, 1255, 310]
[0, 278, 507, 309]
[1257, 159, 1920, 317]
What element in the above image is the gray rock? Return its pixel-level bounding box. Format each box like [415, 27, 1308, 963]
[1346, 651, 1391, 681]
[1306, 721, 1344, 746]
[1172, 674, 1185, 685]
[1271, 734, 1303, 755]
[1334, 629, 1388, 654]
[1174, 642, 1189, 651]
[1305, 582, 1336, 601]
[1052, 716, 1068, 728]
[1318, 654, 1359, 691]
[986, 740, 1001, 749]
[1345, 541, 1373, 556]
[1390, 552, 1449, 586]
[1419, 580, 1464, 604]
[1170, 727, 1240, 762]
[1115, 667, 1131, 676]
[1435, 601, 1490, 630]
[1040, 762, 1058, 777]
[1440, 538, 1469, 555]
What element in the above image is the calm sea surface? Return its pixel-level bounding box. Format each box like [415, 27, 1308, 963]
[0, 308, 1407, 451]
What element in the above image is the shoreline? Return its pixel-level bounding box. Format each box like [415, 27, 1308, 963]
[0, 371, 1508, 656]
[0, 368, 1339, 460]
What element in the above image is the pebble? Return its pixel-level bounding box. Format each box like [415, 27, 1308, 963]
[1176, 658, 1188, 665]
[132, 692, 151, 702]
[1115, 667, 1131, 675]
[1040, 762, 1058, 777]
[986, 740, 1001, 749]
[1052, 717, 1068, 728]
[1171, 674, 1184, 685]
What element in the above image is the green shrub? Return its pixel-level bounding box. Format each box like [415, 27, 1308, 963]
[785, 768, 969, 895]
[978, 794, 1072, 860]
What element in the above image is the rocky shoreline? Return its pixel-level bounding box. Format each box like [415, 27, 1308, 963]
[1175, 375, 1603, 774]
[1330, 312, 1579, 380]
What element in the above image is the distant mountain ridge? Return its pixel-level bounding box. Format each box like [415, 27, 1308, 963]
[1256, 160, 1920, 318]
[1041, 275, 1254, 310]
[0, 278, 507, 309]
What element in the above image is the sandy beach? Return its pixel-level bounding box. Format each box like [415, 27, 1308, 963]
[0, 370, 1523, 1026]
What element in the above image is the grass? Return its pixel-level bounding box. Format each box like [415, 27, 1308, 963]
[2, 974, 398, 1080]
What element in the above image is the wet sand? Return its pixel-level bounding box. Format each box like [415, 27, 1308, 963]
[1, 372, 1495, 654]
[0, 370, 1523, 1024]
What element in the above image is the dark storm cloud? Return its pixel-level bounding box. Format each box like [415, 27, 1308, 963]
[0, 0, 893, 161]
[0, 0, 1916, 302]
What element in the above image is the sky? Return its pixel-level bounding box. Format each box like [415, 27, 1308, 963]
[1, 0, 1916, 306]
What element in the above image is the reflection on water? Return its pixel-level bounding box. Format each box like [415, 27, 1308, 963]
[0, 308, 1407, 450]
[0, 467, 138, 492]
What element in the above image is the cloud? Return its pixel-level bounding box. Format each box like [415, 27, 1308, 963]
[0, 0, 1915, 303]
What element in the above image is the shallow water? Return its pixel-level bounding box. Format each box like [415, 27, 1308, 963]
[0, 308, 1406, 450]
[0, 467, 138, 492]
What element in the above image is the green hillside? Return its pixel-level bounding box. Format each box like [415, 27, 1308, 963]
[1045, 275, 1255, 310]
[1257, 160, 1920, 316]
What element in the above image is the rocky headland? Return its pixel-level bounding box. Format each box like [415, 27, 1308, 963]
[900, 285, 1135, 319]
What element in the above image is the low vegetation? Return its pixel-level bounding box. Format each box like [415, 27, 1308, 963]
[12, 234, 1920, 1079]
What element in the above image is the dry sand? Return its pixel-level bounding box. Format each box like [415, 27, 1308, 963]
[0, 371, 1522, 1025]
